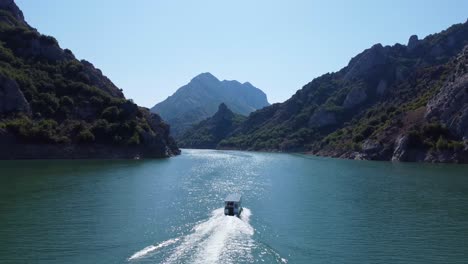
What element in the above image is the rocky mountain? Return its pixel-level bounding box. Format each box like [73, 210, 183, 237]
[0, 0, 179, 159]
[218, 20, 468, 163]
[151, 72, 269, 137]
[178, 103, 246, 149]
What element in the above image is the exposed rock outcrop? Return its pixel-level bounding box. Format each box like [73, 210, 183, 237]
[0, 73, 30, 114]
[343, 87, 367, 109]
[426, 46, 468, 139]
[391, 135, 409, 161]
[407, 35, 420, 51]
[344, 44, 389, 80]
[362, 139, 383, 155]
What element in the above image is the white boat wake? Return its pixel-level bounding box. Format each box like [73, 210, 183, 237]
[164, 208, 253, 264]
[128, 237, 180, 261]
[129, 208, 287, 263]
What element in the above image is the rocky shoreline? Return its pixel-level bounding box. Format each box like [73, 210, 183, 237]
[0, 143, 179, 159]
[312, 145, 468, 164]
[0, 130, 180, 159]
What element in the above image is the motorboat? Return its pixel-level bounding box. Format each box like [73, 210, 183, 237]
[224, 193, 242, 216]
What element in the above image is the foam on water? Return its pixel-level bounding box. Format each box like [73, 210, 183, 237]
[128, 206, 288, 263]
[128, 208, 256, 263]
[163, 208, 254, 264]
[128, 238, 180, 261]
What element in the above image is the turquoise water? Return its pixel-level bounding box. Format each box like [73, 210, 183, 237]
[1, 149, 468, 263]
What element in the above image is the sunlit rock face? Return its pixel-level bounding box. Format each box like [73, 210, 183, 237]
[426, 46, 468, 140]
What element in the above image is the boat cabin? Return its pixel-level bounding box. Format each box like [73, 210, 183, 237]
[224, 193, 242, 216]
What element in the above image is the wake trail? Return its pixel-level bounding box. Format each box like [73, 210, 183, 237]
[163, 208, 254, 264]
[128, 238, 180, 261]
[129, 208, 288, 263]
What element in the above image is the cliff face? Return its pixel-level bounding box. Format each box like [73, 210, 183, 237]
[151, 72, 269, 138]
[426, 46, 468, 140]
[0, 73, 30, 114]
[218, 20, 468, 163]
[0, 0, 179, 159]
[178, 103, 246, 149]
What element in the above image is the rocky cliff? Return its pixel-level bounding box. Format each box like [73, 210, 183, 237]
[0, 0, 179, 159]
[218, 20, 468, 163]
[426, 46, 468, 140]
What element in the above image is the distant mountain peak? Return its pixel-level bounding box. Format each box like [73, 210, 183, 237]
[151, 73, 270, 137]
[191, 72, 219, 83]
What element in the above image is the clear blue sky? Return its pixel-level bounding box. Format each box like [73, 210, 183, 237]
[15, 0, 468, 107]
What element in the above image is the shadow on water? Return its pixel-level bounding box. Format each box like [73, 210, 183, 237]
[0, 159, 166, 198]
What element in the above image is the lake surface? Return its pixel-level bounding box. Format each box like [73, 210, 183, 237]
[1, 149, 468, 264]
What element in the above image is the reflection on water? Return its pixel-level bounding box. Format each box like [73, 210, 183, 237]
[1, 149, 468, 263]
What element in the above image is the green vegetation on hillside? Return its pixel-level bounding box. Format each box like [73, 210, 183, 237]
[0, 5, 178, 157]
[218, 20, 468, 162]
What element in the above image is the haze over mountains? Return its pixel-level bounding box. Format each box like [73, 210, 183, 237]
[151, 72, 269, 137]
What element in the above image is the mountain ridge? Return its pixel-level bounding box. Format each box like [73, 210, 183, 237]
[151, 72, 269, 137]
[215, 19, 468, 163]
